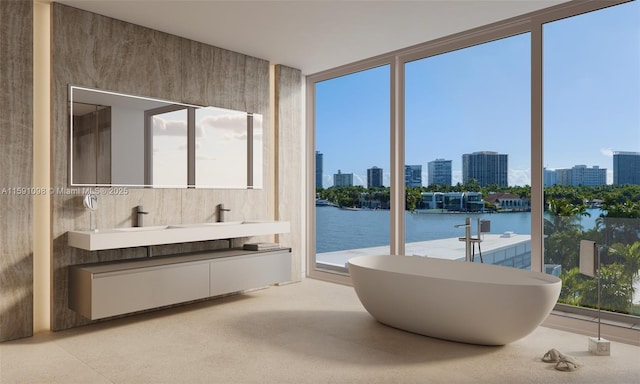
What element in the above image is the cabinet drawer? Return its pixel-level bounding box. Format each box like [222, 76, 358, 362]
[71, 262, 210, 320]
[69, 249, 291, 320]
[210, 250, 291, 296]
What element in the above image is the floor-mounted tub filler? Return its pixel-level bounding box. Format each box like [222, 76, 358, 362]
[348, 255, 561, 346]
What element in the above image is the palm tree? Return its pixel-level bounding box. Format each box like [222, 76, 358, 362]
[609, 242, 640, 312]
[544, 197, 590, 234]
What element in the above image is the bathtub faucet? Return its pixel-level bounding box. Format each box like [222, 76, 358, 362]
[455, 217, 472, 262]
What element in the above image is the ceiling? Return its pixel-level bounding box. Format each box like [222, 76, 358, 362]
[55, 0, 569, 75]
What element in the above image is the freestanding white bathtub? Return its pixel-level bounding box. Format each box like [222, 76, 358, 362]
[348, 255, 561, 346]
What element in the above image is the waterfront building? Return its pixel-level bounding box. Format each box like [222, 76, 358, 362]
[428, 159, 452, 186]
[405, 165, 422, 187]
[419, 191, 531, 212]
[358, 191, 388, 209]
[462, 151, 508, 187]
[484, 192, 530, 212]
[552, 165, 606, 186]
[464, 192, 484, 212]
[544, 168, 558, 187]
[419, 192, 444, 210]
[571, 165, 606, 186]
[555, 168, 572, 185]
[333, 170, 353, 187]
[315, 151, 323, 189]
[367, 166, 384, 188]
[419, 191, 484, 212]
[613, 151, 640, 185]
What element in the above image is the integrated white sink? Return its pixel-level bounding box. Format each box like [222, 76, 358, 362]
[68, 220, 290, 251]
[169, 221, 243, 228]
[114, 225, 170, 232]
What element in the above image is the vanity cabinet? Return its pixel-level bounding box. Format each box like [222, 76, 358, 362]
[69, 248, 291, 320]
[209, 250, 291, 296]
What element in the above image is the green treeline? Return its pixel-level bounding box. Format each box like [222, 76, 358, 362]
[317, 183, 640, 212]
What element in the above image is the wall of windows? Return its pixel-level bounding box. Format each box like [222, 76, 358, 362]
[307, 0, 639, 316]
[543, 1, 640, 314]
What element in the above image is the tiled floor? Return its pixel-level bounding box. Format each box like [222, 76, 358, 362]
[1, 278, 639, 383]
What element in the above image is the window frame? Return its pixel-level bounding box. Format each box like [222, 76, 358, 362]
[306, 0, 634, 285]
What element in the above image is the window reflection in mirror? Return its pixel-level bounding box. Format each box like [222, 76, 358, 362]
[69, 86, 263, 189]
[147, 106, 189, 187]
[195, 107, 247, 188]
[252, 113, 263, 189]
[72, 103, 111, 185]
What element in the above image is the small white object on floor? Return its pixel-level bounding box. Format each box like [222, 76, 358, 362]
[588, 337, 611, 356]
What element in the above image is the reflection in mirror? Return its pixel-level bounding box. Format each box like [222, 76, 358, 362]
[72, 103, 111, 185]
[252, 114, 263, 189]
[147, 106, 189, 186]
[69, 86, 263, 189]
[195, 107, 247, 188]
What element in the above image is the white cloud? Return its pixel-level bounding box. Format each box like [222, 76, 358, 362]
[152, 116, 187, 136]
[509, 168, 531, 187]
[197, 113, 247, 141]
[600, 148, 614, 157]
[353, 174, 365, 186]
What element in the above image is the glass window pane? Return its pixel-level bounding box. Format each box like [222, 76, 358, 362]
[315, 65, 390, 273]
[543, 1, 640, 314]
[405, 33, 531, 268]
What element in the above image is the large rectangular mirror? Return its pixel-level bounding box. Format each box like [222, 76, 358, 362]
[69, 85, 263, 189]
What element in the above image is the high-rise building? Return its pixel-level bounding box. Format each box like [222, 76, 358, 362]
[570, 165, 606, 186]
[367, 166, 384, 188]
[428, 159, 452, 186]
[613, 151, 640, 185]
[462, 151, 508, 187]
[333, 170, 353, 187]
[548, 165, 607, 187]
[555, 168, 572, 186]
[315, 151, 323, 189]
[405, 165, 422, 187]
[544, 168, 558, 187]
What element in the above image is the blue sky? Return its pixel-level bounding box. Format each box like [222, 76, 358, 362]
[316, 1, 639, 188]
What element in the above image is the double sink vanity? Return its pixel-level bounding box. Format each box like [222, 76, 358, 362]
[68, 220, 290, 251]
[67, 220, 291, 320]
[66, 85, 289, 322]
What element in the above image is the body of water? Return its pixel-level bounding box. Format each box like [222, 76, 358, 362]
[316, 207, 601, 253]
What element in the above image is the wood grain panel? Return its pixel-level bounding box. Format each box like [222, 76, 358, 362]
[0, 0, 33, 342]
[51, 4, 274, 331]
[275, 65, 304, 281]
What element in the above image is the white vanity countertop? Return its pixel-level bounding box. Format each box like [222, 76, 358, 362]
[67, 220, 290, 251]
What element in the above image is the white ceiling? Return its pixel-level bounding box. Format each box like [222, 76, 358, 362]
[55, 0, 569, 75]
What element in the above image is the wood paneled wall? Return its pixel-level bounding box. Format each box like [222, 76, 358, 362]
[0, 0, 34, 342]
[50, 4, 289, 331]
[275, 66, 304, 280]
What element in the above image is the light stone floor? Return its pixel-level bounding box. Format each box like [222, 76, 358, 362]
[1, 278, 639, 384]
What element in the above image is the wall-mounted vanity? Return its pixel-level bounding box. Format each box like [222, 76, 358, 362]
[68, 221, 291, 320]
[69, 248, 291, 320]
[66, 85, 288, 321]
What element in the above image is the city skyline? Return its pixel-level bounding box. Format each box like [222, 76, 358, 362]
[315, 1, 639, 189]
[317, 150, 629, 189]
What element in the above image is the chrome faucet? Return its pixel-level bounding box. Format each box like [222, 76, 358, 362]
[135, 205, 148, 227]
[217, 203, 231, 222]
[454, 217, 472, 262]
